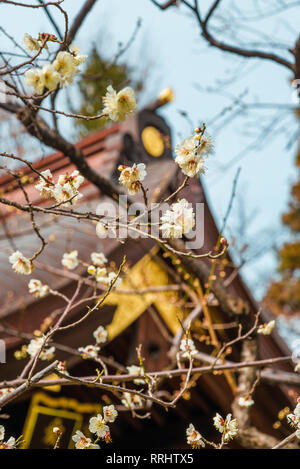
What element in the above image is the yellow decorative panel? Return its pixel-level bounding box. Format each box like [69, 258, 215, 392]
[105, 252, 181, 341]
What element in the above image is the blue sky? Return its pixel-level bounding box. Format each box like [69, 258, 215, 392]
[1, 0, 299, 298]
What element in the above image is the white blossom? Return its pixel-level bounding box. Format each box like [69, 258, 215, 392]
[99, 271, 122, 287]
[57, 170, 84, 190]
[121, 392, 144, 409]
[89, 414, 109, 438]
[35, 169, 54, 199]
[94, 267, 108, 283]
[287, 400, 300, 439]
[160, 199, 195, 238]
[28, 279, 49, 298]
[69, 45, 88, 66]
[118, 163, 147, 195]
[103, 405, 118, 423]
[24, 67, 44, 95]
[9, 251, 33, 275]
[90, 252, 107, 266]
[27, 337, 55, 361]
[23, 33, 40, 51]
[213, 413, 238, 442]
[0, 388, 13, 399]
[96, 222, 108, 238]
[175, 137, 205, 177]
[180, 338, 197, 358]
[0, 426, 17, 449]
[186, 423, 205, 448]
[78, 345, 100, 360]
[53, 182, 82, 206]
[53, 51, 78, 87]
[257, 320, 275, 335]
[41, 64, 60, 91]
[72, 430, 99, 449]
[61, 250, 79, 270]
[56, 361, 69, 376]
[93, 326, 108, 344]
[102, 85, 136, 122]
[127, 365, 145, 385]
[238, 396, 254, 407]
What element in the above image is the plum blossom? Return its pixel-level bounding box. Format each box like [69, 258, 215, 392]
[9, 251, 33, 275]
[118, 163, 147, 195]
[238, 396, 254, 407]
[24, 68, 44, 95]
[78, 345, 100, 360]
[35, 169, 54, 199]
[52, 51, 78, 87]
[103, 405, 118, 423]
[41, 64, 60, 91]
[160, 199, 195, 238]
[27, 337, 55, 361]
[0, 388, 13, 399]
[90, 252, 108, 266]
[287, 399, 300, 439]
[102, 85, 136, 122]
[23, 33, 41, 51]
[69, 45, 88, 66]
[56, 361, 69, 376]
[257, 320, 275, 335]
[96, 222, 108, 238]
[53, 182, 82, 206]
[99, 271, 122, 288]
[213, 413, 238, 442]
[89, 414, 109, 438]
[61, 250, 79, 270]
[72, 430, 99, 449]
[28, 279, 49, 298]
[121, 392, 144, 410]
[0, 426, 16, 450]
[175, 133, 213, 178]
[180, 338, 198, 358]
[93, 326, 108, 344]
[186, 423, 205, 449]
[127, 365, 145, 385]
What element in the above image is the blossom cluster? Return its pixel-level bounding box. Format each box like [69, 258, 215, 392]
[160, 198, 195, 239]
[186, 423, 205, 449]
[174, 128, 213, 178]
[78, 325, 108, 359]
[180, 338, 198, 359]
[28, 279, 49, 298]
[118, 163, 147, 195]
[103, 85, 136, 122]
[257, 320, 275, 335]
[126, 365, 146, 385]
[9, 251, 33, 275]
[87, 251, 122, 287]
[213, 413, 238, 442]
[72, 405, 118, 449]
[35, 169, 84, 206]
[287, 398, 300, 439]
[24, 35, 87, 95]
[121, 392, 144, 410]
[0, 426, 16, 450]
[26, 336, 55, 361]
